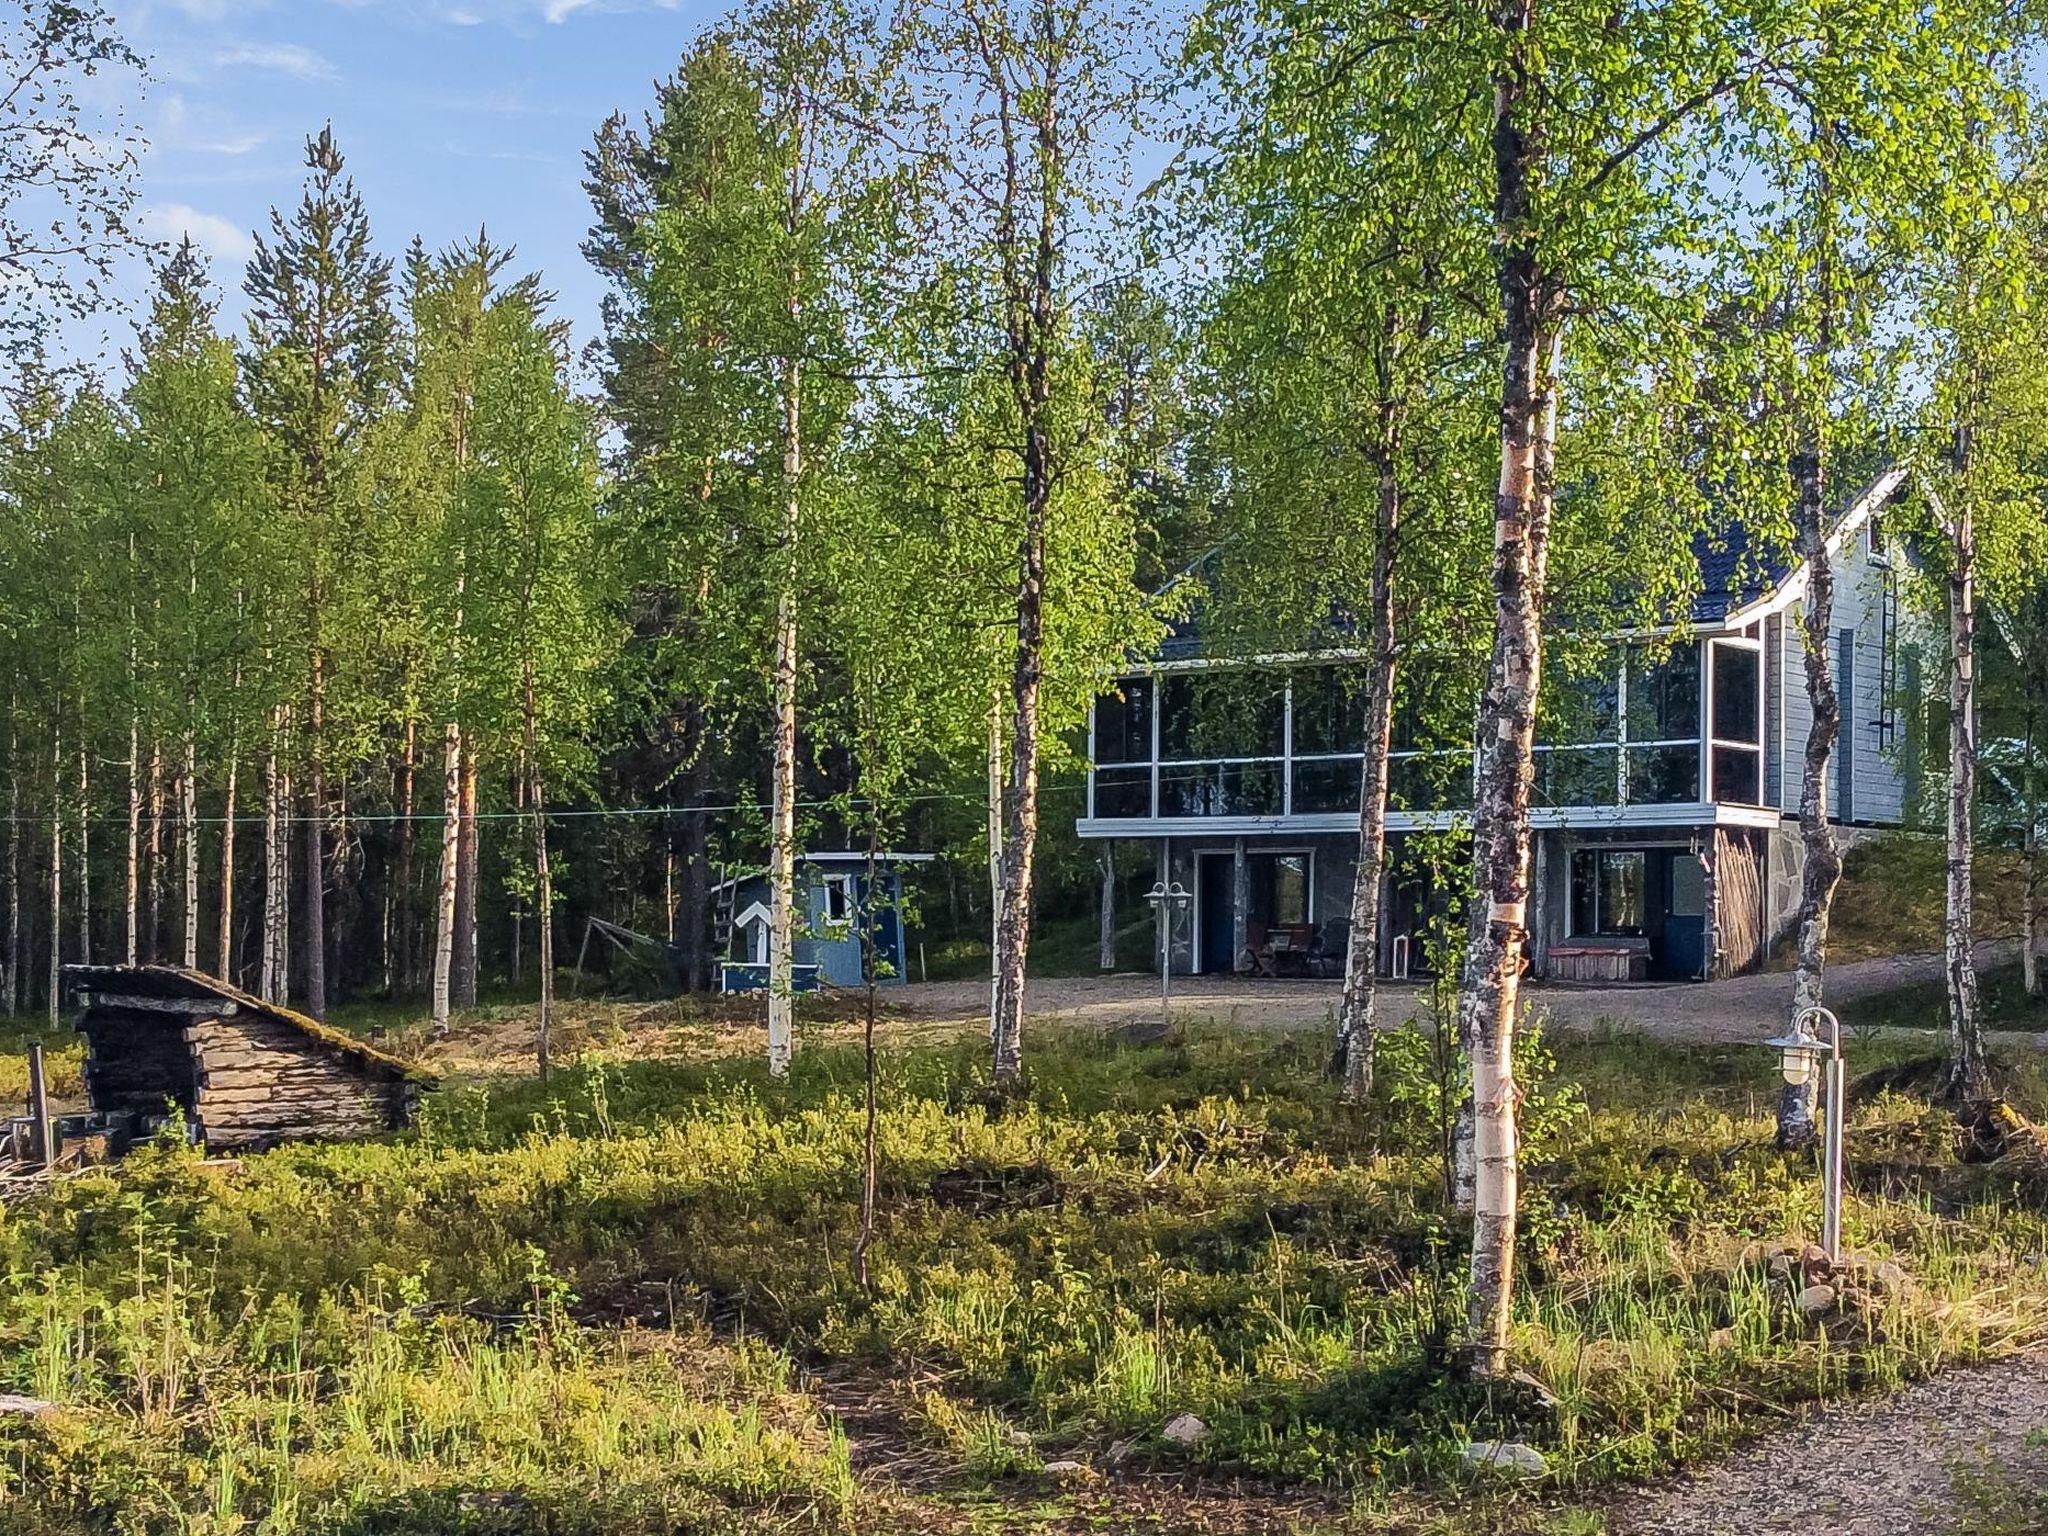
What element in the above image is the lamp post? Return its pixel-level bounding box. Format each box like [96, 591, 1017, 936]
[1145, 879, 1193, 1031]
[1764, 1005, 1845, 1261]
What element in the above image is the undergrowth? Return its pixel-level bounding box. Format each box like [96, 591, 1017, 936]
[3, 1018, 2047, 1532]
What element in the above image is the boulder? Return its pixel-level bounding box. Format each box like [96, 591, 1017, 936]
[0, 1396, 56, 1420]
[1462, 1440, 1548, 1478]
[1040, 1459, 1094, 1482]
[1796, 1283, 1837, 1320]
[1162, 1413, 1208, 1448]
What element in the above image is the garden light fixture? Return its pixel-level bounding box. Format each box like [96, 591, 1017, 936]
[1763, 1006, 1845, 1262]
[1146, 878, 1194, 1030]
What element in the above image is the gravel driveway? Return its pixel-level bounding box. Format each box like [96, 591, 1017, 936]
[898, 940, 2020, 1045]
[1603, 1351, 2048, 1534]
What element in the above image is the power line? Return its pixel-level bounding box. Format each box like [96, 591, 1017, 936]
[0, 779, 1089, 829]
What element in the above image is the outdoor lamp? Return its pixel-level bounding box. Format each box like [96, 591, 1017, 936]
[1764, 1024, 1821, 1087]
[1761, 1007, 1845, 1262]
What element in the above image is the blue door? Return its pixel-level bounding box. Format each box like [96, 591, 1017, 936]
[1660, 852, 1708, 980]
[858, 875, 904, 983]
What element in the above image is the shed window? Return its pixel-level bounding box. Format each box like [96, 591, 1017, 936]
[823, 876, 853, 924]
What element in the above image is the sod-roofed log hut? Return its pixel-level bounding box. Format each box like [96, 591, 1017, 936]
[63, 965, 430, 1152]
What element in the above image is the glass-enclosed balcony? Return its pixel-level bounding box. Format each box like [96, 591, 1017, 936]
[1085, 636, 1766, 822]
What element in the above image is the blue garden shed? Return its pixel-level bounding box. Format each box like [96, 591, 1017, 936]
[718, 853, 931, 993]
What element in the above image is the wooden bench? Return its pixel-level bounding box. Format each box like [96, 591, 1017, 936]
[1547, 945, 1648, 983]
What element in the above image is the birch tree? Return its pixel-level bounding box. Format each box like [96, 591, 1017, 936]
[887, 0, 1166, 1083]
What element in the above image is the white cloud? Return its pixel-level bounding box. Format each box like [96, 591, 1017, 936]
[141, 203, 257, 266]
[543, 0, 598, 18]
[213, 42, 338, 80]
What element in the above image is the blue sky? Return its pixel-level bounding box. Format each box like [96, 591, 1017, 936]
[104, 0, 729, 369]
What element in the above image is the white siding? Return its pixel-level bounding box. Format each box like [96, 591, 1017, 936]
[1773, 535, 1909, 827]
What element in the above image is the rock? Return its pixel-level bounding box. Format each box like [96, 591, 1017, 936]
[1767, 1252, 1793, 1280]
[1162, 1413, 1208, 1447]
[1040, 1459, 1094, 1481]
[1796, 1283, 1838, 1320]
[1708, 1326, 1737, 1353]
[1104, 1437, 1139, 1466]
[1799, 1244, 1835, 1283]
[1462, 1440, 1549, 1478]
[0, 1396, 56, 1420]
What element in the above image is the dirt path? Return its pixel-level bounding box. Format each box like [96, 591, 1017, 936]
[1603, 1351, 2048, 1535]
[896, 940, 2019, 1045]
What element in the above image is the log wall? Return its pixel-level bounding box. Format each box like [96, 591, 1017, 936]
[184, 1014, 411, 1151]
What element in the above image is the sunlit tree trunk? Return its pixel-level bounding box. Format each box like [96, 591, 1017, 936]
[767, 344, 802, 1080]
[181, 733, 199, 969]
[126, 714, 140, 965]
[432, 723, 462, 1036]
[2025, 705, 2039, 998]
[986, 693, 1004, 1032]
[1339, 313, 1409, 1101]
[1940, 472, 1989, 1101]
[305, 639, 327, 1019]
[219, 752, 237, 982]
[145, 742, 163, 965]
[523, 654, 553, 1081]
[1781, 447, 1841, 1149]
[48, 731, 61, 1028]
[75, 744, 89, 966]
[6, 715, 19, 1017]
[262, 707, 291, 1004]
[391, 712, 416, 994]
[453, 750, 480, 1008]
[1461, 7, 1561, 1375]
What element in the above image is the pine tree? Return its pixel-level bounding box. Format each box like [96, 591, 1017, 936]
[242, 127, 396, 1019]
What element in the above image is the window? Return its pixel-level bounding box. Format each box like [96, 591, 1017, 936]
[1093, 679, 1152, 765]
[1093, 767, 1151, 819]
[1627, 645, 1702, 743]
[1867, 514, 1888, 563]
[1290, 668, 1367, 756]
[823, 876, 853, 924]
[1570, 849, 1647, 936]
[1708, 640, 1763, 805]
[1161, 673, 1285, 761]
[1269, 854, 1310, 925]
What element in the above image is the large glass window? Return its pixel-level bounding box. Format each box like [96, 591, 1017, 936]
[1158, 761, 1284, 817]
[1292, 757, 1362, 815]
[1627, 645, 1702, 742]
[1093, 767, 1151, 819]
[1535, 747, 1619, 807]
[1093, 679, 1152, 765]
[1291, 668, 1367, 756]
[1708, 641, 1763, 805]
[1161, 674, 1285, 761]
[1570, 849, 1647, 936]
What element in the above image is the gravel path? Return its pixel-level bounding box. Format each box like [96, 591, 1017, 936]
[1603, 1352, 2048, 1535]
[897, 940, 2020, 1045]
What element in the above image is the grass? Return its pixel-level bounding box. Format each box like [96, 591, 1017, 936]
[1843, 959, 2048, 1034]
[1827, 833, 2040, 964]
[4, 1004, 2048, 1533]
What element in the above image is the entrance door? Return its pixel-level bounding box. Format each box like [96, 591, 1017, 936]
[1660, 852, 1708, 980]
[1196, 854, 1236, 975]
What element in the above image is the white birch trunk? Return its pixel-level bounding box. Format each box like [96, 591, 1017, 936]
[262, 709, 291, 1005]
[1940, 482, 1988, 1100]
[48, 732, 61, 1028]
[5, 716, 18, 1018]
[181, 735, 199, 969]
[432, 723, 462, 1036]
[2025, 707, 2039, 998]
[126, 715, 140, 966]
[75, 744, 89, 966]
[766, 349, 802, 1082]
[219, 754, 238, 982]
[987, 694, 1004, 1035]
